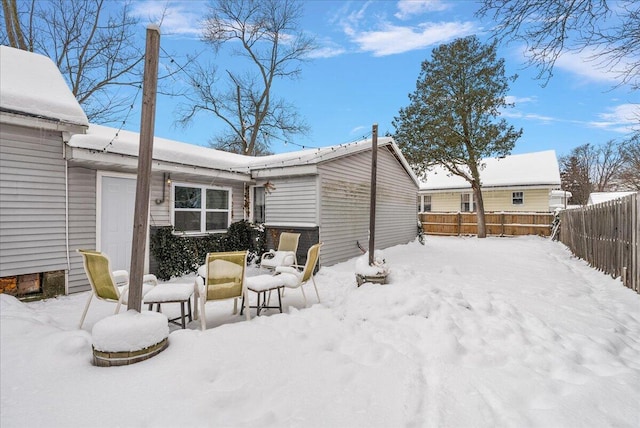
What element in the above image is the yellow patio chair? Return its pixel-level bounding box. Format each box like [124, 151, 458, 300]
[274, 242, 323, 306]
[76, 249, 157, 328]
[260, 231, 300, 270]
[194, 250, 250, 330]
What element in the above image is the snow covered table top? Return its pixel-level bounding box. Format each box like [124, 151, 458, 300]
[143, 283, 194, 304]
[246, 274, 286, 292]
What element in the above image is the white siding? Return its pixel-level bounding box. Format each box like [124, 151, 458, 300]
[0, 124, 68, 276]
[318, 146, 418, 266]
[265, 176, 318, 225]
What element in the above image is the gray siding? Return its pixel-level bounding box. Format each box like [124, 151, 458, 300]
[265, 176, 318, 225]
[318, 146, 418, 266]
[0, 124, 68, 276]
[67, 166, 97, 293]
[149, 172, 171, 227]
[67, 170, 246, 293]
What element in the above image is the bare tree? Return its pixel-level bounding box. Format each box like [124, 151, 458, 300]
[1, 0, 144, 123]
[177, 0, 314, 155]
[477, 0, 640, 89]
[617, 134, 640, 190]
[560, 139, 636, 203]
[560, 154, 591, 205]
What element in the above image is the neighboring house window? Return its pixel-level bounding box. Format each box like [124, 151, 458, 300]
[421, 195, 432, 212]
[512, 191, 524, 205]
[460, 193, 473, 212]
[173, 184, 231, 233]
[253, 186, 265, 223]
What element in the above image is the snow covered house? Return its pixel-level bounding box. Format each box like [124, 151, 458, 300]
[66, 128, 419, 287]
[1, 45, 419, 296]
[0, 46, 89, 297]
[418, 150, 562, 213]
[587, 191, 637, 205]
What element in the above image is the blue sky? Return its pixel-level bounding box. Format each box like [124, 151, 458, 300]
[118, 0, 640, 158]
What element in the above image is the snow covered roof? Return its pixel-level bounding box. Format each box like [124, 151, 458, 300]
[246, 137, 418, 184]
[588, 191, 637, 205]
[246, 137, 395, 169]
[68, 125, 419, 185]
[68, 124, 251, 172]
[420, 150, 561, 191]
[0, 45, 88, 127]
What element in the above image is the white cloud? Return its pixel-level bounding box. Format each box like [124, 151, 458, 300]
[395, 0, 451, 20]
[591, 103, 640, 133]
[307, 46, 347, 59]
[350, 125, 368, 136]
[505, 95, 537, 105]
[351, 21, 476, 56]
[130, 1, 205, 38]
[550, 47, 637, 86]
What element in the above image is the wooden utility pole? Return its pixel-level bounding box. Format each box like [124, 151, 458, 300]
[128, 25, 160, 311]
[369, 124, 378, 266]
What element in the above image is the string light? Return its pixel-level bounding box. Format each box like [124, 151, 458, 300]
[102, 83, 143, 151]
[100, 46, 380, 172]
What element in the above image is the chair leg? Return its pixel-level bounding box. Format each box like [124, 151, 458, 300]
[232, 297, 238, 315]
[193, 290, 199, 320]
[243, 291, 251, 321]
[200, 295, 207, 331]
[300, 286, 307, 306]
[312, 277, 321, 303]
[78, 293, 94, 329]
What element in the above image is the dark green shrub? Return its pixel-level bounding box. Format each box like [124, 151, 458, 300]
[149, 221, 265, 280]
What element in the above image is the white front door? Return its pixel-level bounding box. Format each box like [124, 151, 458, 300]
[99, 174, 137, 272]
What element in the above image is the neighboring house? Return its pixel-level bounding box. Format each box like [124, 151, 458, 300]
[0, 46, 89, 297]
[587, 191, 637, 205]
[1, 46, 419, 296]
[418, 150, 562, 213]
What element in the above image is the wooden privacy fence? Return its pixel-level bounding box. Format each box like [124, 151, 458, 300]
[559, 193, 639, 293]
[420, 212, 554, 237]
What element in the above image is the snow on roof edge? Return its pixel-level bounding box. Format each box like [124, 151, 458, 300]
[69, 126, 418, 186]
[419, 150, 561, 191]
[0, 45, 88, 127]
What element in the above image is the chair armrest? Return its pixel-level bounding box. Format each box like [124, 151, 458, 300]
[112, 270, 129, 287]
[275, 265, 302, 276]
[142, 274, 158, 286]
[194, 276, 205, 297]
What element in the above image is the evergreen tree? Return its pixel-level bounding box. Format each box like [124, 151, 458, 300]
[394, 36, 522, 238]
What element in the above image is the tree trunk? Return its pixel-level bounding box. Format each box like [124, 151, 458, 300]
[473, 183, 487, 238]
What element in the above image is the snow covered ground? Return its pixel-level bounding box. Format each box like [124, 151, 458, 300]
[2, 236, 639, 427]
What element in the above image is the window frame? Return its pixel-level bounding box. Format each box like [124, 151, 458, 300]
[460, 193, 474, 212]
[512, 191, 524, 205]
[420, 194, 432, 212]
[171, 182, 232, 234]
[251, 185, 266, 224]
